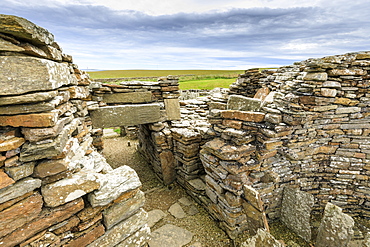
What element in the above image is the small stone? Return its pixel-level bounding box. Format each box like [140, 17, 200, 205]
[148, 224, 193, 247]
[147, 209, 167, 228]
[0, 137, 25, 152]
[4, 161, 35, 181]
[0, 169, 15, 189]
[179, 197, 193, 206]
[187, 205, 199, 216]
[169, 202, 187, 219]
[321, 88, 337, 97]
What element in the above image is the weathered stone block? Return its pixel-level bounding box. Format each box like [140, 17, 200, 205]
[88, 165, 142, 207]
[115, 225, 151, 247]
[221, 110, 265, 122]
[202, 138, 256, 161]
[90, 104, 161, 128]
[88, 208, 147, 247]
[0, 112, 59, 127]
[0, 137, 25, 152]
[0, 91, 58, 106]
[0, 169, 15, 189]
[240, 228, 284, 247]
[0, 14, 54, 45]
[103, 190, 145, 229]
[0, 198, 84, 247]
[321, 88, 337, 97]
[0, 192, 43, 238]
[303, 72, 328, 81]
[281, 187, 314, 242]
[64, 223, 105, 247]
[328, 68, 367, 76]
[41, 170, 100, 207]
[227, 95, 262, 111]
[243, 185, 264, 211]
[0, 177, 41, 204]
[4, 161, 35, 181]
[0, 37, 24, 52]
[103, 91, 152, 104]
[0, 56, 77, 96]
[316, 202, 354, 247]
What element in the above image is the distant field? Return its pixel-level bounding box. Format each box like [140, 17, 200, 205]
[87, 70, 243, 79]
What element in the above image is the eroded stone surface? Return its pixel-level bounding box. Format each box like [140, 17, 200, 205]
[88, 165, 142, 207]
[281, 187, 314, 242]
[169, 202, 187, 219]
[41, 170, 100, 207]
[241, 228, 284, 247]
[148, 224, 193, 247]
[147, 209, 167, 228]
[316, 203, 355, 247]
[227, 95, 262, 111]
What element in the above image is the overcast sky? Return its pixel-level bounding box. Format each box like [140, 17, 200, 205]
[1, 0, 369, 70]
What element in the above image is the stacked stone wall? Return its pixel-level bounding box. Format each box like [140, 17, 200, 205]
[0, 15, 149, 247]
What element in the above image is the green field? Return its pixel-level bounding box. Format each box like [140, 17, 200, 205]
[87, 70, 244, 90]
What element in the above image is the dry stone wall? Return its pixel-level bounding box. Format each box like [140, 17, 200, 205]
[0, 15, 149, 247]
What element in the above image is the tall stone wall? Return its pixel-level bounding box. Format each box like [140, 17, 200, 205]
[0, 15, 149, 247]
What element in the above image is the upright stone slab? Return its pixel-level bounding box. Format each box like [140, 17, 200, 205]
[240, 228, 284, 247]
[281, 187, 314, 242]
[164, 98, 181, 120]
[0, 56, 77, 96]
[227, 95, 262, 111]
[90, 104, 161, 128]
[316, 203, 355, 247]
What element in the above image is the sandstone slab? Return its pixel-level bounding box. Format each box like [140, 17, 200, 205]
[221, 110, 265, 123]
[169, 202, 187, 219]
[0, 137, 25, 152]
[4, 161, 35, 181]
[0, 192, 43, 238]
[88, 208, 147, 247]
[0, 91, 58, 106]
[90, 103, 161, 128]
[303, 72, 328, 81]
[316, 202, 355, 247]
[227, 95, 262, 111]
[33, 158, 69, 178]
[103, 190, 145, 229]
[0, 198, 84, 247]
[0, 37, 24, 52]
[147, 209, 167, 228]
[0, 112, 58, 128]
[202, 138, 256, 161]
[115, 225, 151, 247]
[0, 102, 57, 115]
[64, 223, 105, 247]
[0, 177, 41, 204]
[41, 170, 100, 207]
[281, 187, 314, 242]
[88, 165, 142, 207]
[160, 150, 176, 185]
[0, 56, 77, 96]
[0, 14, 54, 45]
[165, 98, 181, 120]
[0, 169, 15, 189]
[148, 224, 193, 247]
[103, 91, 152, 104]
[241, 228, 284, 247]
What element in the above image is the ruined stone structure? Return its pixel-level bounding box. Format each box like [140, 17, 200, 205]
[1, 14, 370, 247]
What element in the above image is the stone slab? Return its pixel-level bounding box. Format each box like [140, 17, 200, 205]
[165, 98, 181, 120]
[0, 91, 58, 106]
[41, 170, 100, 207]
[147, 209, 167, 228]
[90, 103, 161, 128]
[0, 177, 41, 204]
[88, 165, 142, 207]
[240, 228, 284, 247]
[4, 161, 35, 181]
[0, 198, 84, 247]
[103, 190, 145, 229]
[169, 202, 187, 219]
[243, 185, 264, 211]
[0, 37, 24, 52]
[160, 150, 176, 185]
[148, 224, 193, 247]
[221, 110, 265, 123]
[281, 187, 314, 242]
[64, 223, 105, 247]
[0, 192, 43, 238]
[303, 72, 328, 81]
[0, 137, 25, 152]
[103, 91, 153, 104]
[227, 95, 262, 111]
[0, 169, 15, 189]
[316, 202, 355, 247]
[115, 225, 151, 247]
[0, 56, 77, 96]
[202, 138, 256, 161]
[0, 14, 54, 45]
[87, 208, 147, 247]
[0, 112, 59, 128]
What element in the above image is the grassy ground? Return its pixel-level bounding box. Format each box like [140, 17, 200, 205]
[179, 78, 236, 90]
